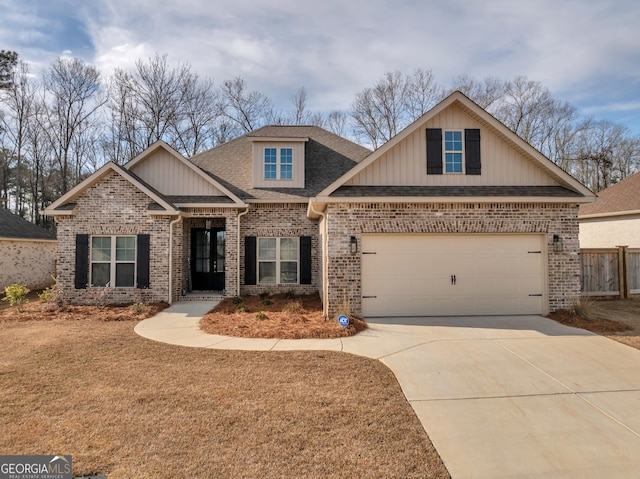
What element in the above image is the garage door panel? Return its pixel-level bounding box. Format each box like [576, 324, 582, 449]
[361, 234, 546, 317]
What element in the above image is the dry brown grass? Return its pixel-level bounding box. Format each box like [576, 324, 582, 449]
[0, 318, 449, 479]
[200, 293, 368, 339]
[548, 297, 640, 349]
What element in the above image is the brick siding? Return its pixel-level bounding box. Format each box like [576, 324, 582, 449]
[324, 202, 580, 317]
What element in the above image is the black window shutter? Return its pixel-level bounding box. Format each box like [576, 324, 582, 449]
[136, 234, 151, 289]
[426, 128, 443, 174]
[245, 236, 257, 285]
[300, 236, 312, 285]
[75, 234, 89, 289]
[465, 129, 481, 175]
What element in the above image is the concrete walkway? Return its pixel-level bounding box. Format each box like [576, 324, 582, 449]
[135, 303, 640, 478]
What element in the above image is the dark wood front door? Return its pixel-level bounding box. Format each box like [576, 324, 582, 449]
[191, 228, 225, 291]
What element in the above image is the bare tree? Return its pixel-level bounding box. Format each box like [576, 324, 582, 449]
[450, 74, 507, 110]
[42, 57, 105, 194]
[0, 58, 36, 214]
[351, 69, 444, 148]
[219, 76, 274, 134]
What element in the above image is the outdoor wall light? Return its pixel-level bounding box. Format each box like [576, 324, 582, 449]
[350, 236, 358, 254]
[553, 234, 563, 253]
[205, 219, 212, 229]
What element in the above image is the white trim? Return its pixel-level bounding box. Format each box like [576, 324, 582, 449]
[579, 209, 640, 219]
[89, 235, 137, 288]
[314, 195, 594, 204]
[249, 136, 309, 143]
[443, 129, 465, 174]
[0, 237, 56, 243]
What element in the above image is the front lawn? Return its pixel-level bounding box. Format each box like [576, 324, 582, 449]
[0, 318, 449, 479]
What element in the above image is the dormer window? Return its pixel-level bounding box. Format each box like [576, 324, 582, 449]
[264, 147, 294, 180]
[252, 137, 308, 188]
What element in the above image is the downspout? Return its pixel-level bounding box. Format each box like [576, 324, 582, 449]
[237, 206, 250, 297]
[309, 201, 329, 319]
[168, 214, 183, 305]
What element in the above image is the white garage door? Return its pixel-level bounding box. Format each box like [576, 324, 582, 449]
[361, 234, 546, 317]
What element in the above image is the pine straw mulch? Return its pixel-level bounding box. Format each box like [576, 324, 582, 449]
[0, 300, 168, 322]
[200, 293, 367, 339]
[547, 297, 640, 350]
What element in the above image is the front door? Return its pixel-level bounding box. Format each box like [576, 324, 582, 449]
[191, 228, 225, 291]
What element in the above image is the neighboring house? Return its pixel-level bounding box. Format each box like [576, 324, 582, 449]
[579, 172, 640, 248]
[45, 91, 595, 317]
[0, 209, 57, 290]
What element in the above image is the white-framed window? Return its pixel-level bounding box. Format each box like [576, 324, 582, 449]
[258, 237, 299, 284]
[444, 130, 464, 173]
[263, 147, 294, 180]
[90, 236, 136, 287]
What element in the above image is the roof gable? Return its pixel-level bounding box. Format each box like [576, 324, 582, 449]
[318, 91, 594, 202]
[44, 162, 179, 216]
[126, 141, 245, 206]
[579, 172, 640, 218]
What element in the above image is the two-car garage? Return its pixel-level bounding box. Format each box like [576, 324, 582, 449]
[361, 234, 546, 317]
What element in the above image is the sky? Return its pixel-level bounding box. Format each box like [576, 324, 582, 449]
[1, 0, 640, 136]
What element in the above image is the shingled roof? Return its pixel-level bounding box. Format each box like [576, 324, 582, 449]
[579, 172, 640, 217]
[190, 126, 371, 200]
[0, 209, 56, 240]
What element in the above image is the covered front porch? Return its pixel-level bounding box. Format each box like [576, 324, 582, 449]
[173, 209, 240, 302]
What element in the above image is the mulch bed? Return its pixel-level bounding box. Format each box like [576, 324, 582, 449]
[0, 300, 168, 322]
[200, 293, 367, 339]
[547, 309, 634, 334]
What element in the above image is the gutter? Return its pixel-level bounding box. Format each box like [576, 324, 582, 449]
[308, 200, 329, 319]
[237, 206, 250, 296]
[168, 214, 183, 305]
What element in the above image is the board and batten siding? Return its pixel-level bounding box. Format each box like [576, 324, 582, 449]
[129, 149, 225, 196]
[346, 105, 558, 187]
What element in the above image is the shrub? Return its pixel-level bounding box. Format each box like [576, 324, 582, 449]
[236, 303, 248, 313]
[232, 296, 243, 305]
[261, 299, 272, 306]
[130, 302, 146, 314]
[283, 300, 306, 322]
[256, 311, 268, 320]
[38, 285, 56, 302]
[284, 289, 296, 299]
[259, 291, 271, 300]
[2, 283, 30, 309]
[570, 297, 596, 320]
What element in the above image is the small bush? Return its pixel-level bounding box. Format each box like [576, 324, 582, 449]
[284, 289, 296, 299]
[256, 311, 268, 320]
[237, 303, 248, 313]
[232, 296, 243, 305]
[130, 302, 146, 314]
[38, 286, 56, 302]
[2, 283, 30, 309]
[261, 299, 272, 306]
[570, 297, 596, 320]
[259, 291, 271, 300]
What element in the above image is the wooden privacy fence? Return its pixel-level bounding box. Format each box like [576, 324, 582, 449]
[581, 246, 640, 298]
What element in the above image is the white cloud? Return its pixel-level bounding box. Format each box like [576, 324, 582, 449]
[2, 0, 639, 132]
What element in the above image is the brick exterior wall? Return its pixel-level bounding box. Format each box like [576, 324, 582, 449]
[0, 239, 57, 290]
[324, 202, 580, 317]
[55, 171, 173, 305]
[239, 203, 320, 296]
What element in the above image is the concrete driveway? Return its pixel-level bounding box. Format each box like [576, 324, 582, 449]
[136, 306, 640, 478]
[347, 315, 640, 478]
